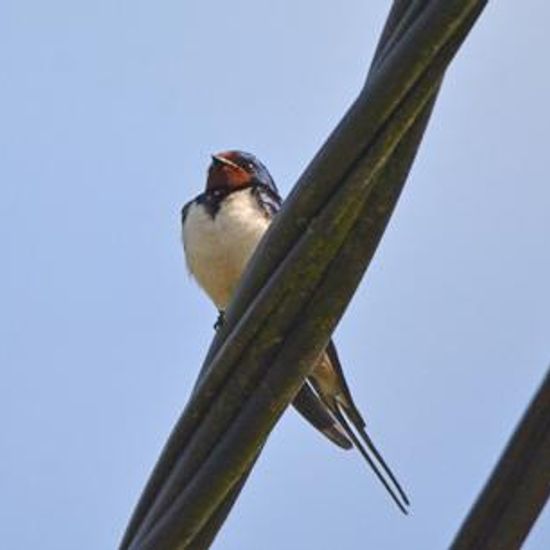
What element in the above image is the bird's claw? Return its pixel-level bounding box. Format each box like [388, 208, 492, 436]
[214, 310, 226, 331]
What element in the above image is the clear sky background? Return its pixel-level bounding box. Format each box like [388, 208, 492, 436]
[1, 2, 549, 549]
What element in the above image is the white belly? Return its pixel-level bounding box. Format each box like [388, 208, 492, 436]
[182, 189, 271, 309]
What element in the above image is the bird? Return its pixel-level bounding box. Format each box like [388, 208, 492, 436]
[181, 150, 409, 514]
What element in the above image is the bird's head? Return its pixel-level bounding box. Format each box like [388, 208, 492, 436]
[206, 150, 278, 196]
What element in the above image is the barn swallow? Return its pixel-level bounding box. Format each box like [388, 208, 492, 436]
[181, 150, 409, 513]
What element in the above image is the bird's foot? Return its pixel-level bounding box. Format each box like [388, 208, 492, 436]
[214, 310, 226, 331]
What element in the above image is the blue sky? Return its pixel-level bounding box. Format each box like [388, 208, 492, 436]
[1, 1, 549, 549]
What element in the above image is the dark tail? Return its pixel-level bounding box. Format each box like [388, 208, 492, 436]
[323, 340, 410, 513]
[332, 404, 410, 514]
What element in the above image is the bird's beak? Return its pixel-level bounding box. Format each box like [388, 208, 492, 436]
[211, 154, 239, 170]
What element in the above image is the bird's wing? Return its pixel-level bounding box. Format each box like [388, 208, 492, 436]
[292, 383, 352, 449]
[180, 196, 195, 227]
[251, 182, 283, 218]
[310, 341, 410, 514]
